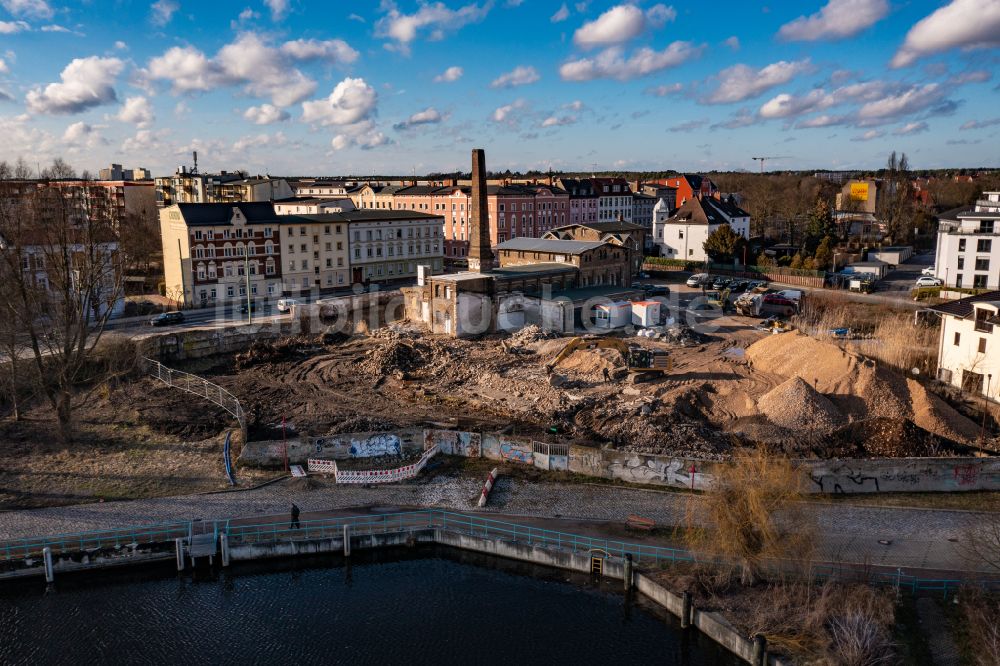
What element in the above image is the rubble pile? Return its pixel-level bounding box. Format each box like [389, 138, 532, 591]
[757, 376, 845, 433]
[503, 325, 556, 352]
[826, 418, 970, 458]
[357, 338, 428, 378]
[234, 338, 317, 370]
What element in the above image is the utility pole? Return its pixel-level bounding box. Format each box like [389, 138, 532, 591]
[244, 247, 252, 324]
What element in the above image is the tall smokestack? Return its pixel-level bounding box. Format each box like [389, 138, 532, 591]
[468, 148, 495, 273]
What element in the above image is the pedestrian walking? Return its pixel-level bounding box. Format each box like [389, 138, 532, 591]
[602, 367, 611, 383]
[290, 503, 300, 530]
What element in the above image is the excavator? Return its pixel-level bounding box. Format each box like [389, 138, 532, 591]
[545, 336, 672, 378]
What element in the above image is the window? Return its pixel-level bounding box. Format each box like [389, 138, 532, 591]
[954, 332, 961, 346]
[336, 241, 343, 250]
[959, 238, 967, 251]
[300, 244, 307, 253]
[194, 230, 203, 240]
[976, 258, 990, 272]
[958, 257, 965, 269]
[354, 248, 361, 259]
[324, 225, 331, 234]
[288, 244, 294, 253]
[979, 338, 987, 354]
[300, 227, 306, 235]
[974, 274, 988, 288]
[301, 260, 308, 269]
[325, 243, 332, 251]
[227, 286, 234, 298]
[978, 239, 992, 253]
[264, 227, 272, 237]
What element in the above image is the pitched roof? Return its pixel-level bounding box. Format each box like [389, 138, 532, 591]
[580, 221, 645, 232]
[927, 291, 1000, 319]
[704, 195, 749, 219]
[282, 209, 442, 223]
[175, 202, 281, 225]
[495, 237, 607, 254]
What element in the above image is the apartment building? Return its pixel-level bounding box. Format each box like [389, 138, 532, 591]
[98, 164, 151, 181]
[346, 210, 445, 284]
[930, 291, 1000, 400]
[555, 178, 599, 225]
[287, 179, 356, 198]
[155, 168, 247, 207]
[934, 192, 1000, 289]
[160, 202, 284, 307]
[653, 195, 751, 263]
[661, 174, 717, 206]
[216, 177, 293, 203]
[279, 215, 351, 292]
[588, 177, 633, 222]
[0, 178, 156, 226]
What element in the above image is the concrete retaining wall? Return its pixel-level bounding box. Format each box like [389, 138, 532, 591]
[239, 428, 423, 466]
[229, 529, 436, 562]
[422, 428, 1000, 494]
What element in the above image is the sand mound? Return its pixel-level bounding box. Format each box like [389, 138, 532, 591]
[757, 376, 845, 432]
[559, 348, 622, 380]
[746, 332, 979, 444]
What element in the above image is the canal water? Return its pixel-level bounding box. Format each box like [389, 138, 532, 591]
[0, 547, 739, 665]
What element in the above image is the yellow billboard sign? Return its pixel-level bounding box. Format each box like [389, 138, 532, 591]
[849, 182, 870, 201]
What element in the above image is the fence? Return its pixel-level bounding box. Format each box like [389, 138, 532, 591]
[144, 357, 246, 439]
[5, 510, 1000, 599]
[325, 446, 439, 484]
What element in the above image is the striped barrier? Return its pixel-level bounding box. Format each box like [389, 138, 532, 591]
[307, 458, 338, 474]
[332, 446, 439, 485]
[478, 468, 499, 507]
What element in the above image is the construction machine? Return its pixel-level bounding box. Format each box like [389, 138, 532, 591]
[545, 336, 672, 376]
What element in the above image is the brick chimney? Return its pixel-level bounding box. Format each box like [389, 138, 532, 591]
[468, 148, 495, 273]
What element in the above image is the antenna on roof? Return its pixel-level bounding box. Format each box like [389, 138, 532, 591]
[192, 150, 199, 174]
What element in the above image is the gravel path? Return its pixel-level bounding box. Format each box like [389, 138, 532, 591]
[0, 475, 992, 574]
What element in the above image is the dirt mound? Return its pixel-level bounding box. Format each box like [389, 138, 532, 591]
[757, 376, 845, 432]
[235, 338, 317, 370]
[358, 339, 427, 378]
[746, 332, 980, 444]
[826, 418, 972, 457]
[507, 324, 555, 346]
[559, 348, 622, 381]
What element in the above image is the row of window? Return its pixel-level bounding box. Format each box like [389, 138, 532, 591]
[352, 243, 439, 259]
[192, 243, 274, 259]
[957, 238, 993, 252]
[193, 227, 272, 241]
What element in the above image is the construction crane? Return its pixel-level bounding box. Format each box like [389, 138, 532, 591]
[751, 156, 791, 173]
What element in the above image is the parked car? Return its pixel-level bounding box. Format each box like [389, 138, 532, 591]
[712, 276, 731, 289]
[149, 311, 184, 327]
[915, 276, 943, 287]
[732, 280, 749, 292]
[644, 284, 670, 296]
[921, 266, 936, 277]
[686, 273, 709, 287]
[277, 298, 300, 313]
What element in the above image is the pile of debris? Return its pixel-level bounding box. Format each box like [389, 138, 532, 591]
[826, 418, 971, 457]
[503, 325, 556, 352]
[234, 338, 317, 370]
[660, 324, 711, 346]
[757, 376, 845, 433]
[357, 338, 427, 378]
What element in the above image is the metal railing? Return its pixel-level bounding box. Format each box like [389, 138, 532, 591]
[5, 509, 1000, 599]
[1, 521, 191, 561]
[144, 357, 246, 436]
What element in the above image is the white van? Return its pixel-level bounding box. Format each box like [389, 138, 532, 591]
[277, 298, 300, 313]
[686, 273, 710, 287]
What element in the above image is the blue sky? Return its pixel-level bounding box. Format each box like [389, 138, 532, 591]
[0, 0, 998, 176]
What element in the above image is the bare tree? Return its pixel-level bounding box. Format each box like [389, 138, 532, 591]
[683, 448, 816, 585]
[0, 176, 127, 441]
[39, 158, 76, 179]
[877, 152, 914, 245]
[13, 157, 33, 180]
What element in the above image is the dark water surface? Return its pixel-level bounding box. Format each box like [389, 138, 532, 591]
[0, 548, 740, 665]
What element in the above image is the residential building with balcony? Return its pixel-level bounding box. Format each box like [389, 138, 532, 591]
[154, 168, 247, 207]
[934, 193, 1000, 289]
[929, 291, 1000, 400]
[216, 177, 293, 203]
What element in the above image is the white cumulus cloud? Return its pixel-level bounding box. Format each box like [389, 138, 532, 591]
[265, 0, 289, 21]
[560, 43, 703, 81]
[0, 0, 53, 19]
[280, 38, 359, 64]
[376, 1, 491, 55]
[551, 3, 569, 22]
[27, 56, 124, 115]
[892, 0, 1000, 68]
[704, 59, 812, 104]
[302, 77, 378, 126]
[244, 103, 290, 124]
[893, 121, 928, 135]
[62, 121, 106, 148]
[541, 114, 577, 127]
[492, 98, 527, 125]
[150, 0, 178, 26]
[393, 106, 444, 130]
[573, 4, 673, 48]
[433, 65, 463, 83]
[778, 0, 888, 41]
[116, 95, 155, 127]
[0, 20, 30, 33]
[490, 65, 539, 88]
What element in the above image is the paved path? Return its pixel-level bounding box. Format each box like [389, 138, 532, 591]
[1, 475, 996, 575]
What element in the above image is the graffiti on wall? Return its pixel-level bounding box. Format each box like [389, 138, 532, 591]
[424, 429, 481, 458]
[348, 434, 401, 458]
[499, 439, 534, 466]
[608, 456, 711, 490]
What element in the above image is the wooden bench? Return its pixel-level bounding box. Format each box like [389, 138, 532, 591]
[626, 514, 655, 531]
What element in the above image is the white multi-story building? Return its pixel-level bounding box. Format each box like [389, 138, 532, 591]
[347, 211, 444, 284]
[930, 291, 1000, 400]
[653, 195, 750, 263]
[934, 192, 1000, 289]
[591, 177, 633, 222]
